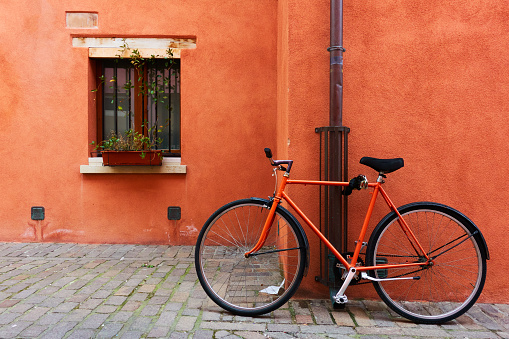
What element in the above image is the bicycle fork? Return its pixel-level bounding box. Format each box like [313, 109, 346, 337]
[243, 198, 278, 257]
[244, 175, 288, 258]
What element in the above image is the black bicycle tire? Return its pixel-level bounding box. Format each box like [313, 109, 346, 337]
[366, 202, 487, 324]
[195, 198, 307, 316]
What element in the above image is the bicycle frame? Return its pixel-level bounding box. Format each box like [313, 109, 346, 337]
[245, 173, 431, 279]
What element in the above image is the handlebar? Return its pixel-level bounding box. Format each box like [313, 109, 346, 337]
[264, 148, 293, 173]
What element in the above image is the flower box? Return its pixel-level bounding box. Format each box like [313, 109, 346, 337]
[101, 150, 163, 166]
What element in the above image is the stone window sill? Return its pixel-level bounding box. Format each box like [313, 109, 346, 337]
[80, 157, 186, 174]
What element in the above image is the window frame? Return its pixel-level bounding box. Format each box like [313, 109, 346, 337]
[94, 57, 181, 157]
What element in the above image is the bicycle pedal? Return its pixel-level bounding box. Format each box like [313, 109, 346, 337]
[333, 302, 346, 310]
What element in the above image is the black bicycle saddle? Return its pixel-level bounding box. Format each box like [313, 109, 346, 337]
[360, 157, 404, 174]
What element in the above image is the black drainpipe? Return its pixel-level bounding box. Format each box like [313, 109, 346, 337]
[315, 0, 350, 303]
[329, 0, 344, 127]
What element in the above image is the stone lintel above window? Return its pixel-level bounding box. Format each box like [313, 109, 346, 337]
[88, 47, 182, 59]
[72, 37, 196, 51]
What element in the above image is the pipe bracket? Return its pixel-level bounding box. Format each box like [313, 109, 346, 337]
[327, 46, 346, 52]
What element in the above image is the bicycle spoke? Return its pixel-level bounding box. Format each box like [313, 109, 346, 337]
[430, 231, 477, 260]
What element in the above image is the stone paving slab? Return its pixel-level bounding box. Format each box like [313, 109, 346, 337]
[0, 242, 506, 338]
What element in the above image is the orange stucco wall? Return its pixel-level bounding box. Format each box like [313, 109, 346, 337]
[0, 0, 278, 245]
[278, 1, 509, 303]
[0, 1, 508, 303]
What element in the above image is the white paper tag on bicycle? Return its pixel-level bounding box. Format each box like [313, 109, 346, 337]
[260, 279, 285, 295]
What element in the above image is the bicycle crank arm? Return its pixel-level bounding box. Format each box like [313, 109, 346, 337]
[361, 272, 420, 282]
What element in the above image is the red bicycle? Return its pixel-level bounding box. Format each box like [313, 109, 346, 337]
[195, 148, 489, 324]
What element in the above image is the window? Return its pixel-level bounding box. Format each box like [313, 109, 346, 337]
[96, 57, 181, 156]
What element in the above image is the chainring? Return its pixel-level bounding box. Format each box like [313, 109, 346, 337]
[332, 252, 364, 286]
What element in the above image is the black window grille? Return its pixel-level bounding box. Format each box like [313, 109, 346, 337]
[101, 58, 181, 155]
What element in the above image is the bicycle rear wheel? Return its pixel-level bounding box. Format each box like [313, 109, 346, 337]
[366, 202, 487, 324]
[195, 198, 307, 316]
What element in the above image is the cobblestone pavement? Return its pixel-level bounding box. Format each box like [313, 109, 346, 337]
[0, 243, 506, 339]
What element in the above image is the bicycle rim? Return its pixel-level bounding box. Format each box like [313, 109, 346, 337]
[368, 206, 486, 323]
[196, 199, 305, 316]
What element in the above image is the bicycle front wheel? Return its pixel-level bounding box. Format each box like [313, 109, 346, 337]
[366, 202, 487, 324]
[195, 198, 307, 316]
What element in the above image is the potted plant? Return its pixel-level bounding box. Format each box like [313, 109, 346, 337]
[92, 125, 164, 166]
